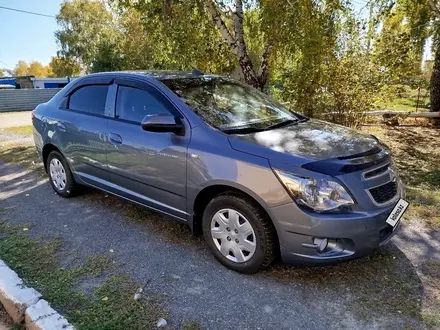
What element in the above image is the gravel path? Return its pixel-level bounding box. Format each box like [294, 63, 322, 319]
[0, 161, 437, 329]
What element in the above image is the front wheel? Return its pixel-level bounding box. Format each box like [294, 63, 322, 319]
[47, 151, 77, 198]
[202, 193, 277, 274]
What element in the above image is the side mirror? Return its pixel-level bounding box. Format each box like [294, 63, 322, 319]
[141, 114, 185, 135]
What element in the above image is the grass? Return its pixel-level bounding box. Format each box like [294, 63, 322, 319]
[406, 187, 440, 229]
[379, 87, 430, 111]
[1, 125, 33, 135]
[363, 125, 440, 230]
[264, 246, 422, 322]
[0, 145, 41, 170]
[0, 221, 168, 330]
[380, 96, 423, 111]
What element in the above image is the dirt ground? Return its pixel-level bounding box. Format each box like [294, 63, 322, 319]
[0, 304, 13, 330]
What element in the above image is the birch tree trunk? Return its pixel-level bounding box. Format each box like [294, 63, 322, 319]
[205, 0, 272, 90]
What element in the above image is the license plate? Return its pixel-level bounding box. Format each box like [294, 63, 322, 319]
[386, 199, 409, 228]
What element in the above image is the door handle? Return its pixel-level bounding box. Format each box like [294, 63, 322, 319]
[57, 121, 66, 132]
[98, 132, 107, 141]
[109, 133, 122, 145]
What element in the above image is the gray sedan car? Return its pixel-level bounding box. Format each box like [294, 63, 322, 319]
[32, 71, 408, 274]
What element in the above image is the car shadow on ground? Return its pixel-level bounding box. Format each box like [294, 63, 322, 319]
[0, 162, 430, 328]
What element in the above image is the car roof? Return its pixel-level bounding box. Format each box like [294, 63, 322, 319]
[84, 70, 221, 81]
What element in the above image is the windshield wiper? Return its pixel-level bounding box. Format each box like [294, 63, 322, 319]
[221, 125, 266, 134]
[222, 118, 300, 134]
[264, 119, 298, 130]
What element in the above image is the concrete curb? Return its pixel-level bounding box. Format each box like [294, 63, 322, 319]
[0, 258, 74, 329]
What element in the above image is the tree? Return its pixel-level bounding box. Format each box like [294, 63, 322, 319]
[48, 56, 81, 77]
[54, 0, 386, 124]
[203, 0, 273, 90]
[12, 60, 50, 77]
[372, 9, 424, 80]
[14, 60, 29, 76]
[27, 61, 49, 77]
[427, 0, 440, 112]
[371, 0, 440, 110]
[115, 0, 277, 90]
[56, 0, 118, 73]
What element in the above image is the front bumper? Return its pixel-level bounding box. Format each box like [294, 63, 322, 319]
[268, 200, 403, 265]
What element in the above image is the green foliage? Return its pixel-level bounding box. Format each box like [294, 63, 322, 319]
[56, 0, 118, 73]
[54, 0, 438, 125]
[270, 8, 385, 126]
[114, 0, 236, 73]
[48, 57, 81, 77]
[373, 12, 421, 79]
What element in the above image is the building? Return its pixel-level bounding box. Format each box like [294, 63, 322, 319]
[32, 77, 71, 89]
[0, 76, 74, 89]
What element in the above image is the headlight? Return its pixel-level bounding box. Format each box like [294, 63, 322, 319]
[274, 170, 354, 212]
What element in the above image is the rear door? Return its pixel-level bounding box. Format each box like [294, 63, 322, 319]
[54, 83, 112, 187]
[106, 78, 190, 219]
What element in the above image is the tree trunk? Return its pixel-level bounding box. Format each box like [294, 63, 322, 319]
[205, 0, 271, 91]
[430, 39, 440, 113]
[237, 55, 261, 89]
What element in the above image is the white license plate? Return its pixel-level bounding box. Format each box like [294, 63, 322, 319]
[386, 199, 409, 228]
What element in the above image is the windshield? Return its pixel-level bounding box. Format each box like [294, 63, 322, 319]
[162, 77, 298, 131]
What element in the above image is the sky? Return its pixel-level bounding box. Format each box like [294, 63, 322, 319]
[0, 0, 63, 69]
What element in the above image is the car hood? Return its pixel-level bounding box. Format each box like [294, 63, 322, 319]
[228, 119, 379, 163]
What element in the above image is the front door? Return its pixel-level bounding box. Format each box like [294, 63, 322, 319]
[106, 80, 190, 219]
[55, 84, 110, 187]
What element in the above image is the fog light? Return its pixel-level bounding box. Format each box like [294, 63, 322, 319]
[313, 237, 328, 252]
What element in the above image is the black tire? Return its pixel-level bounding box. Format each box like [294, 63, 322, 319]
[47, 150, 77, 198]
[202, 193, 277, 274]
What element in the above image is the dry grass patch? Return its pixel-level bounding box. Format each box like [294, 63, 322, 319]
[1, 126, 33, 136]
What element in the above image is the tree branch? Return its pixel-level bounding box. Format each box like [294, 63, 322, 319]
[205, 0, 239, 54]
[206, 0, 261, 89]
[428, 0, 440, 19]
[258, 41, 274, 86]
[233, 0, 246, 48]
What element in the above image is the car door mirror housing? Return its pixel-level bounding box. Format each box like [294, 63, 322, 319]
[141, 114, 185, 135]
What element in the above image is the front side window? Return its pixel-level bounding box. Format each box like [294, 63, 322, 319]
[68, 85, 108, 116]
[115, 85, 173, 123]
[162, 77, 298, 132]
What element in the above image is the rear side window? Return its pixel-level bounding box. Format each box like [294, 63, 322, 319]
[115, 85, 173, 123]
[68, 85, 108, 116]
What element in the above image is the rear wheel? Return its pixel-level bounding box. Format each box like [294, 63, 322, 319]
[47, 151, 77, 198]
[202, 193, 277, 274]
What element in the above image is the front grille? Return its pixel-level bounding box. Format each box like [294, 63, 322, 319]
[369, 181, 397, 204]
[364, 164, 389, 179]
